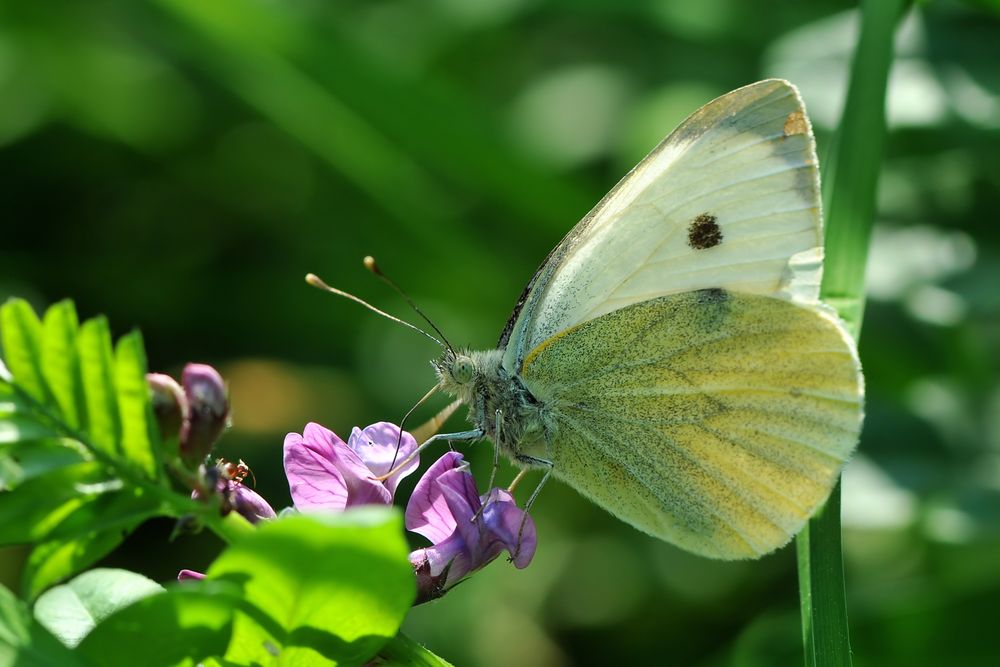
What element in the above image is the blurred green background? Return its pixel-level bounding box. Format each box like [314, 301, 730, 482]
[2, 0, 999, 665]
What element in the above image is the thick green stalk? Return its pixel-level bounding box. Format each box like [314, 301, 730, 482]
[797, 0, 910, 665]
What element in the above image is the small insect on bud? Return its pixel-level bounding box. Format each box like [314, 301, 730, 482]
[147, 373, 188, 459]
[217, 457, 255, 486]
[192, 458, 274, 524]
[180, 363, 230, 467]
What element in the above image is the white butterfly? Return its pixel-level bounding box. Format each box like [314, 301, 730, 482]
[384, 79, 863, 559]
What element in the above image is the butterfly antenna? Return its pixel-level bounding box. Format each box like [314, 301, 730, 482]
[389, 383, 441, 471]
[364, 256, 455, 353]
[305, 273, 444, 348]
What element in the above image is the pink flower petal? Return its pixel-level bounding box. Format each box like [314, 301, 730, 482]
[482, 488, 537, 569]
[405, 451, 467, 543]
[348, 423, 419, 496]
[284, 429, 349, 511]
[231, 482, 276, 523]
[284, 422, 391, 511]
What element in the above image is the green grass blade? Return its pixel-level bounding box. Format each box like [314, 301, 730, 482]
[798, 1, 911, 666]
[820, 0, 910, 334]
[76, 317, 121, 457]
[114, 330, 160, 479]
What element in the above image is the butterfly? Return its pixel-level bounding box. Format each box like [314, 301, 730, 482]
[342, 79, 864, 560]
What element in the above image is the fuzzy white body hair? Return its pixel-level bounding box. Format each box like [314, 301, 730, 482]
[434, 349, 553, 464]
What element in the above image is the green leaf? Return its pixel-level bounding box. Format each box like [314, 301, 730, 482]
[114, 331, 159, 478]
[75, 581, 237, 667]
[376, 633, 455, 667]
[208, 508, 415, 666]
[0, 582, 91, 667]
[76, 317, 121, 457]
[41, 301, 84, 432]
[0, 439, 90, 491]
[22, 530, 128, 601]
[0, 378, 31, 412]
[0, 299, 51, 406]
[40, 487, 161, 544]
[0, 416, 58, 445]
[33, 568, 165, 648]
[0, 462, 112, 545]
[0, 462, 158, 546]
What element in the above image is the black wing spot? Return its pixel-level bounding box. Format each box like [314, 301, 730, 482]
[688, 213, 723, 250]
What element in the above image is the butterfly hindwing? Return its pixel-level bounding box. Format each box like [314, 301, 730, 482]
[520, 291, 863, 559]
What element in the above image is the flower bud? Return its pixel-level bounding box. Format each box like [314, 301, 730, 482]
[147, 372, 187, 459]
[180, 363, 229, 466]
[230, 482, 277, 524]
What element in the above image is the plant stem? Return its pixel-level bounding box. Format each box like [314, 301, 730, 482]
[797, 0, 910, 666]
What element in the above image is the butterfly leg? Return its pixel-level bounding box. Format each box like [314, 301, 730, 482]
[472, 410, 505, 525]
[486, 409, 503, 491]
[510, 454, 553, 561]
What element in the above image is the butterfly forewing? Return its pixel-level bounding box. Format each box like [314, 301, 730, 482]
[520, 291, 863, 559]
[502, 79, 823, 373]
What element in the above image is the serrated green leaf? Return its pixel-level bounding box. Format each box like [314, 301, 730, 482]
[23, 530, 129, 602]
[0, 461, 121, 545]
[0, 582, 91, 667]
[76, 317, 121, 457]
[33, 568, 164, 648]
[0, 299, 51, 406]
[0, 378, 32, 414]
[208, 508, 414, 666]
[75, 581, 237, 667]
[0, 439, 90, 491]
[42, 487, 161, 545]
[41, 301, 84, 432]
[0, 415, 58, 445]
[114, 331, 159, 479]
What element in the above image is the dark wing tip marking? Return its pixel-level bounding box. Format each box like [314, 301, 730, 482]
[688, 213, 723, 250]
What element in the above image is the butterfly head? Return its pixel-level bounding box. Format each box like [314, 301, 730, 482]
[434, 348, 477, 390]
[434, 348, 510, 410]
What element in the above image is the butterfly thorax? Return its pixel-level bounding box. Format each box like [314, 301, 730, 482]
[433, 348, 551, 464]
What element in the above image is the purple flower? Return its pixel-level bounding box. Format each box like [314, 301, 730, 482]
[283, 422, 419, 511]
[177, 569, 205, 582]
[406, 452, 537, 603]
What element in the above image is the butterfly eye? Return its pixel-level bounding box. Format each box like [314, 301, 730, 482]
[452, 356, 476, 384]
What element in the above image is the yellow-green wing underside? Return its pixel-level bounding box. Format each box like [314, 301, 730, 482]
[521, 290, 864, 560]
